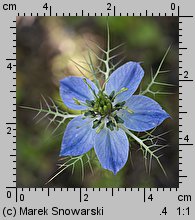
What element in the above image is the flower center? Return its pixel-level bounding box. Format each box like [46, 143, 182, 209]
[74, 78, 133, 132]
[93, 91, 113, 116]
[83, 89, 129, 132]
[84, 90, 126, 117]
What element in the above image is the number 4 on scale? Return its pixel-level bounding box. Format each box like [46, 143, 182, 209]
[7, 63, 13, 70]
[184, 135, 189, 142]
[160, 207, 167, 215]
[43, 3, 48, 10]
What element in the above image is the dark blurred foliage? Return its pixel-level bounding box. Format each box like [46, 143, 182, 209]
[17, 17, 178, 188]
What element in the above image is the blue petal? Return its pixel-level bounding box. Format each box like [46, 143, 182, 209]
[60, 76, 98, 110]
[94, 128, 129, 174]
[118, 95, 170, 132]
[105, 62, 144, 102]
[60, 116, 95, 156]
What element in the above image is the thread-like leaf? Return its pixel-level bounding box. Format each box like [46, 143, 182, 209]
[20, 96, 78, 134]
[46, 152, 94, 184]
[140, 46, 174, 96]
[119, 125, 167, 176]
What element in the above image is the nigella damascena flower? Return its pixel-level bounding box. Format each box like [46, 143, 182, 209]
[59, 62, 170, 174]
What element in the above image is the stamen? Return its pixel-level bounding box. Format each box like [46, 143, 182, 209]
[92, 119, 102, 129]
[122, 106, 134, 114]
[111, 87, 128, 101]
[73, 98, 89, 107]
[73, 98, 81, 105]
[106, 121, 115, 131]
[114, 101, 126, 108]
[110, 116, 118, 128]
[108, 91, 115, 100]
[96, 121, 105, 133]
[114, 115, 124, 124]
[84, 111, 96, 117]
[85, 100, 95, 107]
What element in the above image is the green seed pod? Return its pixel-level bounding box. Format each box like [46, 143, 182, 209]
[107, 102, 112, 111]
[94, 103, 98, 111]
[98, 91, 104, 99]
[96, 98, 100, 105]
[100, 100, 105, 106]
[103, 105, 108, 113]
[98, 106, 103, 114]
[106, 99, 109, 104]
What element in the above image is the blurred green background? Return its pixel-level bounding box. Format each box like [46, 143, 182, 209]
[17, 16, 178, 188]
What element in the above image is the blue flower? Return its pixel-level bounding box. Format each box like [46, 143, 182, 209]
[59, 62, 170, 174]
